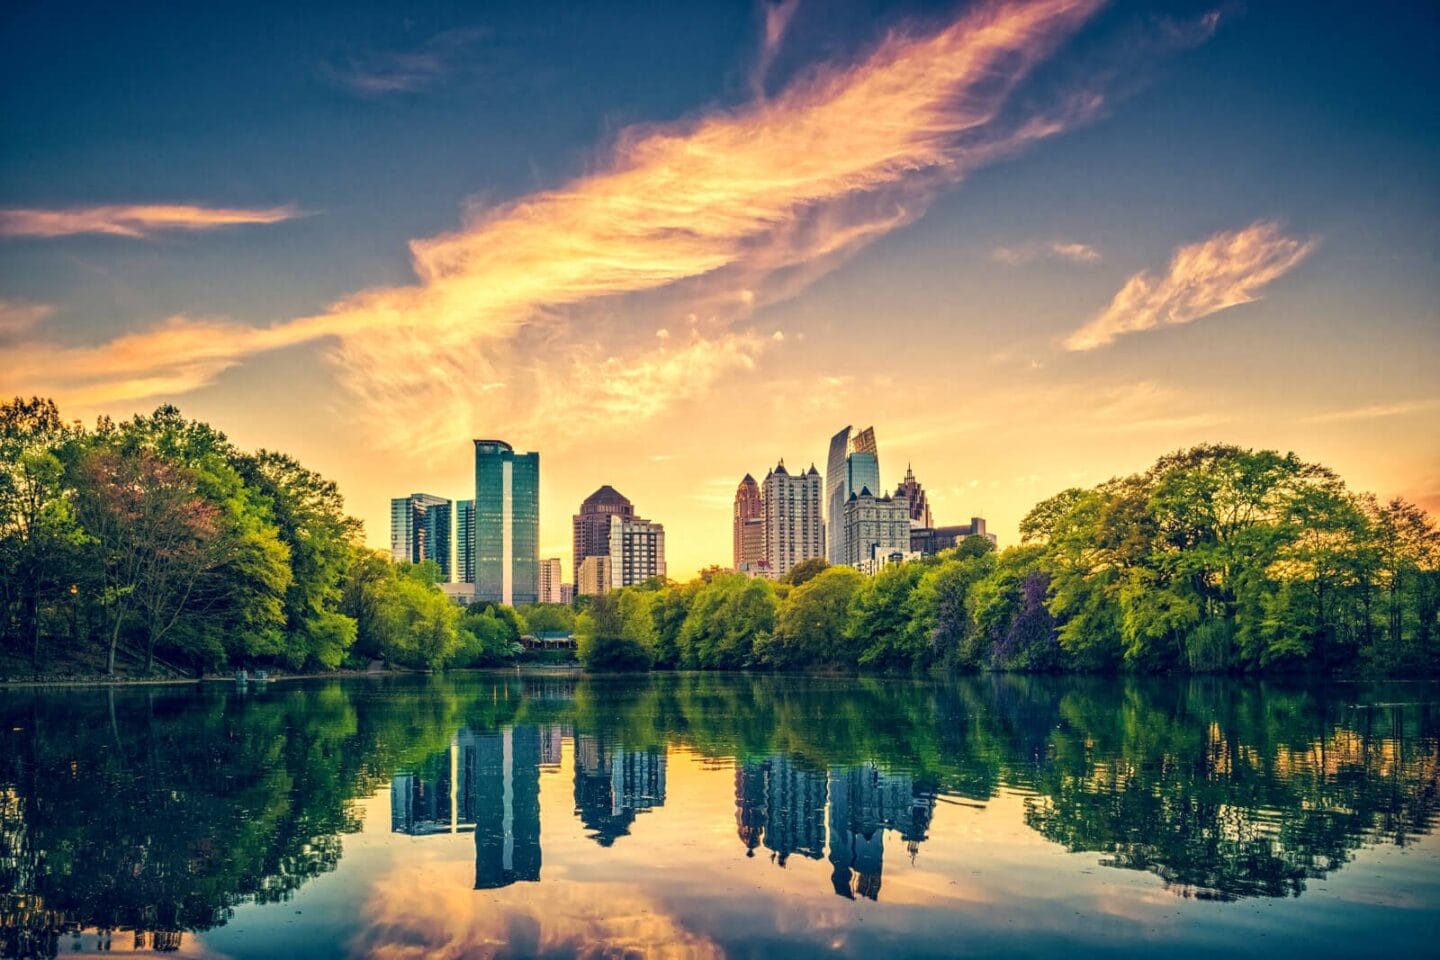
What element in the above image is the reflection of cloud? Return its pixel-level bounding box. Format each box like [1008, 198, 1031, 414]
[11, 0, 1115, 448]
[991, 239, 1101, 265]
[1300, 398, 1440, 424]
[354, 871, 724, 960]
[1065, 221, 1317, 351]
[0, 203, 302, 239]
[324, 27, 489, 95]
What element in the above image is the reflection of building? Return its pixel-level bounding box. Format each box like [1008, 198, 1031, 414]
[390, 727, 544, 890]
[762, 462, 824, 579]
[911, 518, 996, 554]
[390, 493, 453, 580]
[473, 726, 543, 889]
[826, 764, 936, 900]
[734, 755, 828, 866]
[573, 736, 667, 846]
[573, 486, 634, 586]
[733, 474, 766, 570]
[538, 557, 563, 604]
[473, 441, 540, 606]
[826, 426, 880, 566]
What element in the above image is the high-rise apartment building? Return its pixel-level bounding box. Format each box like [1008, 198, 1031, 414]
[842, 488, 911, 568]
[390, 493, 453, 581]
[826, 426, 881, 565]
[572, 486, 634, 586]
[608, 515, 666, 589]
[577, 555, 612, 597]
[456, 499, 475, 583]
[473, 440, 539, 606]
[893, 464, 932, 529]
[733, 474, 766, 571]
[762, 461, 824, 578]
[538, 557, 563, 604]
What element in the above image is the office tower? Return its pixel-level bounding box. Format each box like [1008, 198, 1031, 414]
[761, 461, 824, 579]
[473, 726, 543, 889]
[559, 583, 575, 605]
[608, 515, 666, 588]
[763, 754, 828, 866]
[842, 488, 912, 568]
[456, 499, 475, 583]
[826, 426, 881, 565]
[577, 555, 612, 597]
[911, 517, 996, 555]
[893, 464, 932, 528]
[538, 557, 563, 604]
[572, 486, 634, 585]
[473, 440, 539, 606]
[733, 474, 766, 570]
[390, 493, 453, 580]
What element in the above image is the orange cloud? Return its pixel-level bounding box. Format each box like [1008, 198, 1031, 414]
[992, 239, 1102, 265]
[0, 203, 303, 238]
[1064, 221, 1317, 351]
[8, 0, 1109, 447]
[0, 299, 54, 338]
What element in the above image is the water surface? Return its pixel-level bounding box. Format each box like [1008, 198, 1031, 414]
[2, 673, 1437, 958]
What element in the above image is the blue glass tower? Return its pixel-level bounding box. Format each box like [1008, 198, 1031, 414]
[473, 440, 539, 606]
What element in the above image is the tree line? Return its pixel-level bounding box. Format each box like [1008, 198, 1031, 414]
[0, 398, 564, 676]
[577, 444, 1439, 675]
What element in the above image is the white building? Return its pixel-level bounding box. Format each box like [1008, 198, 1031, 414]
[538, 557, 564, 604]
[842, 488, 912, 569]
[762, 461, 824, 579]
[608, 515, 666, 589]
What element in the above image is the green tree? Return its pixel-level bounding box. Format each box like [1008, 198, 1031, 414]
[762, 565, 864, 668]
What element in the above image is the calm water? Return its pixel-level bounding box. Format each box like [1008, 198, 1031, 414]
[2, 673, 1438, 959]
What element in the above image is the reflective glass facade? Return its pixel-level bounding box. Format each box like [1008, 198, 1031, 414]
[473, 441, 539, 606]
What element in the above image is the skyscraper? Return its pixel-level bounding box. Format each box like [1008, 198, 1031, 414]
[608, 515, 666, 588]
[473, 440, 539, 606]
[572, 486, 634, 585]
[390, 493, 453, 581]
[538, 557, 563, 604]
[473, 726, 543, 889]
[894, 464, 932, 528]
[762, 461, 824, 578]
[733, 474, 766, 571]
[842, 488, 912, 568]
[456, 499, 475, 583]
[826, 426, 881, 565]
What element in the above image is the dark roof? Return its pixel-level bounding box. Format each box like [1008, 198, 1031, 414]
[580, 485, 633, 511]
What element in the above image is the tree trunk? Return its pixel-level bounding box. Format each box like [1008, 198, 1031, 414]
[28, 589, 41, 674]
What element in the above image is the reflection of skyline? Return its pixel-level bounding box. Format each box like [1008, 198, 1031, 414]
[574, 735, 667, 847]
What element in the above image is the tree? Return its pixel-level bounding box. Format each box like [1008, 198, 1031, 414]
[782, 557, 829, 587]
[762, 566, 864, 668]
[575, 593, 653, 671]
[847, 562, 927, 670]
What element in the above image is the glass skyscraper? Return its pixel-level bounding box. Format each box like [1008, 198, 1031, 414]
[456, 499, 475, 583]
[473, 440, 539, 606]
[826, 426, 881, 565]
[389, 492, 452, 581]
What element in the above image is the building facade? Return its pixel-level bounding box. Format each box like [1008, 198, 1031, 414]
[577, 555, 612, 597]
[608, 515, 666, 589]
[762, 461, 825, 579]
[910, 517, 996, 555]
[538, 557, 563, 604]
[572, 486, 634, 586]
[456, 499, 475, 583]
[733, 474, 766, 570]
[893, 464, 932, 529]
[473, 440, 539, 606]
[390, 493, 453, 581]
[825, 426, 881, 566]
[842, 488, 911, 568]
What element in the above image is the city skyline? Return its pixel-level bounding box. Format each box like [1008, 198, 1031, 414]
[3, 0, 1436, 582]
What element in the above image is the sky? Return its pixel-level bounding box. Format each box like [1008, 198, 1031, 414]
[2, 0, 1437, 581]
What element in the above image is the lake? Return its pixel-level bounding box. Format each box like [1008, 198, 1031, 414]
[1, 672, 1437, 959]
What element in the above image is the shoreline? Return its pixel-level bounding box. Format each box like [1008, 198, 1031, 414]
[0, 662, 584, 688]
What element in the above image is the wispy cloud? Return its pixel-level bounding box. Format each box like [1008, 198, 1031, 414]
[325, 27, 489, 96]
[991, 239, 1101, 265]
[751, 0, 802, 97]
[1301, 398, 1440, 424]
[10, 0, 1156, 448]
[0, 300, 54, 338]
[1064, 220, 1317, 351]
[0, 204, 302, 239]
